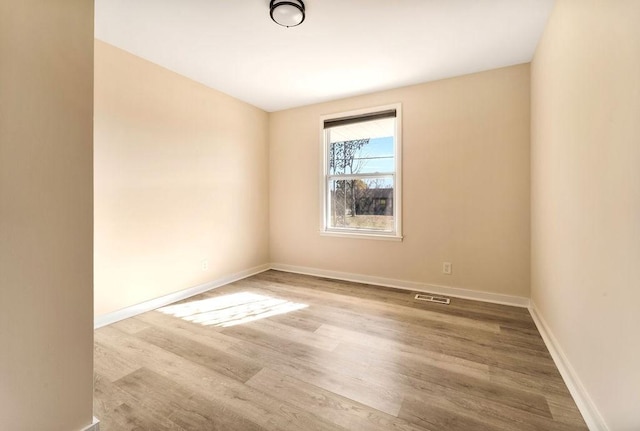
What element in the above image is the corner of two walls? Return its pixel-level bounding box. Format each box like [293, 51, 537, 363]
[94, 40, 270, 317]
[530, 0, 640, 429]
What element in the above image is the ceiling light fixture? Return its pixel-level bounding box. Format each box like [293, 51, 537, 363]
[270, 0, 305, 28]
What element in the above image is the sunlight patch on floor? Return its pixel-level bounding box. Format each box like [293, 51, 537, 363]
[157, 292, 308, 327]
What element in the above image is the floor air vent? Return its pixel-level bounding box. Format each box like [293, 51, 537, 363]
[415, 293, 450, 305]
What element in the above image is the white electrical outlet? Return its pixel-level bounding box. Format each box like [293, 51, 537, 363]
[201, 259, 209, 271]
[443, 262, 452, 275]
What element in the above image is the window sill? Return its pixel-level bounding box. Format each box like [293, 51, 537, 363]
[320, 230, 403, 241]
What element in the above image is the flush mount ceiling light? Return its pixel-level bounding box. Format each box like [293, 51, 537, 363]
[270, 0, 305, 28]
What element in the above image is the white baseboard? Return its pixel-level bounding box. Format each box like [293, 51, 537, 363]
[94, 262, 527, 329]
[94, 264, 270, 329]
[79, 417, 99, 431]
[270, 263, 530, 308]
[529, 302, 608, 431]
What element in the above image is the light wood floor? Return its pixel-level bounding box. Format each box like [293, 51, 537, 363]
[94, 270, 588, 431]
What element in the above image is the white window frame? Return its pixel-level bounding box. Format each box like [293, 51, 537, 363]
[319, 103, 403, 241]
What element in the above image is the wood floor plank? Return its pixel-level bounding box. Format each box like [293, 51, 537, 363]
[95, 373, 186, 431]
[246, 367, 429, 431]
[94, 372, 138, 422]
[108, 403, 186, 431]
[489, 365, 575, 398]
[133, 311, 241, 351]
[134, 325, 262, 383]
[400, 396, 509, 431]
[262, 310, 324, 332]
[109, 316, 152, 335]
[242, 318, 340, 351]
[96, 325, 349, 431]
[115, 367, 266, 431]
[400, 390, 588, 431]
[227, 337, 405, 416]
[371, 361, 553, 419]
[309, 307, 505, 365]
[94, 341, 141, 382]
[94, 270, 588, 430]
[547, 398, 590, 428]
[317, 324, 491, 381]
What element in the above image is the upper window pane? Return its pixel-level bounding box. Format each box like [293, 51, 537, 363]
[328, 118, 395, 175]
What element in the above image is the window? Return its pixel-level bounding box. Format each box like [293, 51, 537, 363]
[320, 104, 402, 240]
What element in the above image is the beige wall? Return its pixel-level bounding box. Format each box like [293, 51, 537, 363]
[270, 65, 531, 298]
[531, 1, 640, 429]
[0, 1, 94, 430]
[94, 41, 270, 317]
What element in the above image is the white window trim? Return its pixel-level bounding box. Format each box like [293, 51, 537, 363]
[319, 103, 403, 241]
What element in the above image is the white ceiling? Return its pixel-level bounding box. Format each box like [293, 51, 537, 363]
[95, 0, 555, 112]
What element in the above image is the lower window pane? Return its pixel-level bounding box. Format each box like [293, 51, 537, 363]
[328, 178, 394, 231]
